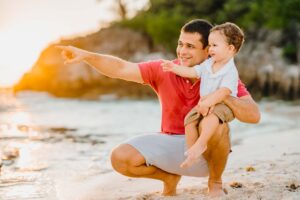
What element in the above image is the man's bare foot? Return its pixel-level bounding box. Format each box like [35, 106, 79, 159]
[208, 180, 226, 198]
[162, 174, 181, 196]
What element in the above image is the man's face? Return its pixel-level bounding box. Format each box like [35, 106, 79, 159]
[176, 31, 209, 67]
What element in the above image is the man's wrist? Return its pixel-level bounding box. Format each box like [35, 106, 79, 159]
[223, 95, 235, 105]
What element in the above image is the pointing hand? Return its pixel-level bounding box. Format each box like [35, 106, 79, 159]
[56, 45, 88, 65]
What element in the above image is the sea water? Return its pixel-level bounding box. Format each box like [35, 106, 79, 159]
[0, 90, 299, 199]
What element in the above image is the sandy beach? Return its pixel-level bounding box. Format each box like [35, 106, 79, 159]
[57, 124, 300, 200]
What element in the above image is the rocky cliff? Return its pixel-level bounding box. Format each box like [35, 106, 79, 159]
[14, 26, 300, 100]
[236, 28, 300, 100]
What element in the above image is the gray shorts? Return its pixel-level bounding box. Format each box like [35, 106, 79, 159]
[125, 133, 209, 177]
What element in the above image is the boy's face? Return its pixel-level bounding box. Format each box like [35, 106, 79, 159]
[176, 31, 209, 67]
[208, 31, 235, 62]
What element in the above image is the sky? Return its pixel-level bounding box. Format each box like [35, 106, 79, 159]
[0, 0, 148, 87]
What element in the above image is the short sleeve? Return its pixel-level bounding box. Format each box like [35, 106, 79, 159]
[194, 58, 211, 78]
[237, 79, 250, 97]
[138, 60, 164, 90]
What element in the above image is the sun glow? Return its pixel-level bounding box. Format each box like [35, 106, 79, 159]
[0, 0, 123, 88]
[0, 27, 47, 87]
[0, 0, 149, 88]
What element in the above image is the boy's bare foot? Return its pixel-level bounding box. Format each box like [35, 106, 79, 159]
[180, 144, 207, 168]
[162, 174, 181, 196]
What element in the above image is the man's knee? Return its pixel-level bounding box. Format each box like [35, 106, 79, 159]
[110, 144, 145, 174]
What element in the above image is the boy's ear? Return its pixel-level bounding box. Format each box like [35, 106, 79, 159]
[229, 44, 236, 52]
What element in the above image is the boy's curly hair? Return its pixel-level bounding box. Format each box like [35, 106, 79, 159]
[211, 22, 244, 52]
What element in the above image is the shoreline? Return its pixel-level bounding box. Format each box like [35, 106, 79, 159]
[56, 128, 300, 200]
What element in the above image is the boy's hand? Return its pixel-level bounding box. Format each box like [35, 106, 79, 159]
[197, 102, 210, 116]
[56, 45, 88, 65]
[161, 60, 175, 72]
[208, 105, 215, 115]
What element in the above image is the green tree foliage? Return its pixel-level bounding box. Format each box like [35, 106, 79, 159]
[119, 0, 300, 62]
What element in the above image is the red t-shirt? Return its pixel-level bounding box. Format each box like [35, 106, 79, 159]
[138, 60, 249, 135]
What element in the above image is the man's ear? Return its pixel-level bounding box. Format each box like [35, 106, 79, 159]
[204, 45, 209, 53]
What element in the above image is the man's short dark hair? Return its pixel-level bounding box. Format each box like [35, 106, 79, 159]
[181, 19, 213, 49]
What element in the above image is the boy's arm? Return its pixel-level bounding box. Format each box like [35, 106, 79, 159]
[223, 95, 260, 123]
[161, 61, 198, 78]
[57, 45, 143, 83]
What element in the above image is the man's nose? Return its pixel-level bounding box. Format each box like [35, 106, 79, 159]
[178, 46, 188, 55]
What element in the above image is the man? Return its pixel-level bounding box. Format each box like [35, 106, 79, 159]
[58, 19, 260, 197]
